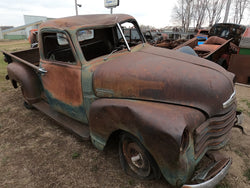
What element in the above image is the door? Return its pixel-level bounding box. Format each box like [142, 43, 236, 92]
[40, 31, 88, 123]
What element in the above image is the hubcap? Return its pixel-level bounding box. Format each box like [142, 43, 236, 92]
[122, 141, 151, 177]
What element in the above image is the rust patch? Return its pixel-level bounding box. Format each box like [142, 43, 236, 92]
[93, 45, 234, 117]
[41, 60, 83, 106]
[174, 37, 198, 50]
[39, 14, 135, 31]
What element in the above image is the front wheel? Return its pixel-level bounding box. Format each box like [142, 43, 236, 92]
[23, 101, 34, 109]
[119, 133, 161, 180]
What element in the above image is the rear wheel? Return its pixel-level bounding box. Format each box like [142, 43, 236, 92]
[119, 133, 161, 180]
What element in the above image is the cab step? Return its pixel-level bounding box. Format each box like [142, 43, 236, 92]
[32, 101, 90, 140]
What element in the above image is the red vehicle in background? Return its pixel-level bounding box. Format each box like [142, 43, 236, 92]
[196, 29, 209, 45]
[28, 29, 38, 48]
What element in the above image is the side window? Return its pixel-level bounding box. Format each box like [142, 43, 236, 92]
[42, 32, 76, 63]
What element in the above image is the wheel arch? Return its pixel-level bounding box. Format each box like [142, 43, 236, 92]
[7, 62, 42, 104]
[89, 99, 190, 163]
[89, 99, 182, 154]
[89, 98, 206, 186]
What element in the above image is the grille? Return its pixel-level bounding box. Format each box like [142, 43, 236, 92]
[194, 104, 236, 158]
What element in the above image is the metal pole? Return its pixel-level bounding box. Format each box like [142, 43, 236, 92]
[75, 0, 78, 15]
[110, 8, 113, 14]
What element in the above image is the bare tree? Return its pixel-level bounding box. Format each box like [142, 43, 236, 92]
[172, 0, 195, 32]
[206, 0, 226, 26]
[233, 0, 250, 24]
[140, 25, 156, 31]
[171, 0, 247, 30]
[223, 0, 232, 23]
[192, 0, 209, 30]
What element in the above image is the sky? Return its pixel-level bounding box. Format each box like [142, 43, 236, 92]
[0, 0, 175, 28]
[0, 0, 249, 28]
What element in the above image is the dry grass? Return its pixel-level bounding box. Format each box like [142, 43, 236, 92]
[0, 40, 30, 84]
[0, 40, 30, 51]
[0, 89, 170, 188]
[0, 40, 250, 188]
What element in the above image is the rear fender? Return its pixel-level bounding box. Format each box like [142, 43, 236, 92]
[7, 62, 42, 104]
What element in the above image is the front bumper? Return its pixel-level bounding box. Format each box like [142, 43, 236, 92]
[182, 158, 232, 188]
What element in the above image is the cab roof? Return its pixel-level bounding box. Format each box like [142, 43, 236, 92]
[39, 14, 135, 31]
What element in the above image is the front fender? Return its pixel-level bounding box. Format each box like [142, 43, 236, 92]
[7, 62, 42, 104]
[89, 99, 206, 186]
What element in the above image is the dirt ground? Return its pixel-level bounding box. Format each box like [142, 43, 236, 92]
[0, 40, 250, 188]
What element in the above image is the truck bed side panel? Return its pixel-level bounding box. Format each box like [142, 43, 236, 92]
[11, 48, 40, 65]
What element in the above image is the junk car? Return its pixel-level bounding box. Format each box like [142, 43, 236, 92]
[2, 14, 240, 187]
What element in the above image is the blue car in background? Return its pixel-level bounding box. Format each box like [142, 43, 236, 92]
[196, 29, 209, 45]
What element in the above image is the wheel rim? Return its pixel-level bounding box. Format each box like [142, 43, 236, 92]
[122, 140, 151, 177]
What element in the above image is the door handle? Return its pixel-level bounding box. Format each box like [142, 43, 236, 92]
[38, 67, 47, 75]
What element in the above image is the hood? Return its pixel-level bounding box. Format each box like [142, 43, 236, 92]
[93, 45, 235, 117]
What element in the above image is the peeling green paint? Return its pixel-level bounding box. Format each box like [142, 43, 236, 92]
[44, 90, 88, 123]
[81, 66, 98, 118]
[159, 135, 199, 186]
[90, 132, 106, 150]
[95, 88, 114, 97]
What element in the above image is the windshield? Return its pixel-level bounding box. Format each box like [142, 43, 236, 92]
[77, 20, 144, 62]
[117, 21, 145, 49]
[209, 24, 246, 45]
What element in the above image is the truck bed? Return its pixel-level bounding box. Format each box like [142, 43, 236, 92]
[10, 48, 40, 66]
[2, 47, 40, 72]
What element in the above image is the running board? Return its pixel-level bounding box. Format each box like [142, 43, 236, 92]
[33, 101, 90, 140]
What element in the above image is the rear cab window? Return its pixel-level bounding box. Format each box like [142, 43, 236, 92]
[42, 31, 76, 64]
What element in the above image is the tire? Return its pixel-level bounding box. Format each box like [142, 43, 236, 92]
[119, 133, 161, 180]
[23, 101, 34, 110]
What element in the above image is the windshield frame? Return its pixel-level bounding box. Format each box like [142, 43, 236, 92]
[117, 19, 146, 52]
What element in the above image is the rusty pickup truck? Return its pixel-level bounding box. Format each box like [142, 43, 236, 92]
[2, 14, 239, 187]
